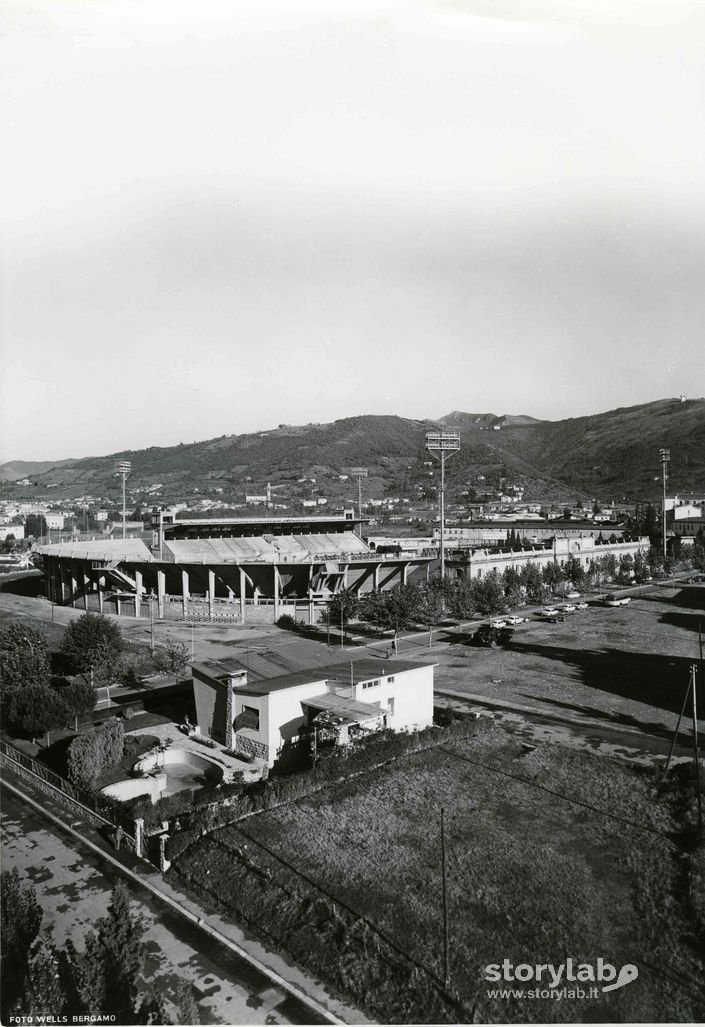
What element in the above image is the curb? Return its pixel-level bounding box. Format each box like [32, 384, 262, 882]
[1, 777, 347, 1026]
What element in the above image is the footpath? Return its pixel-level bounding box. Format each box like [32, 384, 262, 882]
[0, 763, 369, 1026]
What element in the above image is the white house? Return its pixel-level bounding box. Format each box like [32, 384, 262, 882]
[191, 658, 435, 767]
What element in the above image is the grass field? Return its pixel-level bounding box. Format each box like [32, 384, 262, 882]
[171, 723, 705, 1023]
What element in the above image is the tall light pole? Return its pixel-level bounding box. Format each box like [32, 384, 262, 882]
[659, 448, 670, 566]
[426, 432, 460, 580]
[116, 461, 131, 541]
[350, 468, 368, 533]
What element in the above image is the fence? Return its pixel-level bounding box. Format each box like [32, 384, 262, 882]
[0, 739, 136, 852]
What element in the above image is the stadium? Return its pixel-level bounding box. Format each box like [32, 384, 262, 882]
[36, 508, 436, 624]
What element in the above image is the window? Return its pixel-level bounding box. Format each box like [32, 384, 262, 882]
[236, 705, 260, 730]
[387, 676, 395, 684]
[362, 679, 380, 690]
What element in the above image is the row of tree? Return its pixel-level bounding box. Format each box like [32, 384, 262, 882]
[1, 871, 198, 1024]
[323, 544, 693, 639]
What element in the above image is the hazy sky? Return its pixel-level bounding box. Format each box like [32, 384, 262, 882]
[2, 0, 704, 462]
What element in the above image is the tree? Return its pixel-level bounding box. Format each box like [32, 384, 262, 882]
[419, 579, 447, 646]
[61, 678, 97, 731]
[60, 614, 122, 687]
[76, 882, 146, 1024]
[360, 584, 422, 645]
[324, 588, 360, 628]
[0, 623, 51, 691]
[563, 555, 585, 588]
[173, 980, 200, 1025]
[445, 578, 476, 621]
[519, 562, 545, 604]
[1, 868, 43, 1020]
[152, 638, 190, 677]
[471, 573, 506, 621]
[23, 938, 66, 1016]
[25, 514, 48, 539]
[13, 683, 68, 741]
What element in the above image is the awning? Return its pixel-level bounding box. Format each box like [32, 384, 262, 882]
[302, 692, 384, 727]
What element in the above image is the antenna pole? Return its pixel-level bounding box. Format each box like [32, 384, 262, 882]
[441, 807, 450, 990]
[663, 670, 692, 777]
[692, 663, 702, 835]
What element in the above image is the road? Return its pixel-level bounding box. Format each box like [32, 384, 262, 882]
[0, 785, 330, 1026]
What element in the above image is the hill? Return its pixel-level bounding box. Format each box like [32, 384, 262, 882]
[2, 399, 703, 505]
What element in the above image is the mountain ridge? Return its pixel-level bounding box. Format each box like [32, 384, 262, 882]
[2, 399, 704, 503]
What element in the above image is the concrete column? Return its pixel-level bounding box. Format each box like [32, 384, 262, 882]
[342, 563, 349, 589]
[254, 586, 260, 607]
[134, 818, 144, 858]
[98, 575, 105, 613]
[135, 570, 143, 619]
[157, 569, 165, 618]
[401, 562, 409, 585]
[181, 569, 190, 619]
[82, 568, 90, 610]
[374, 564, 381, 590]
[70, 562, 79, 607]
[308, 588, 315, 625]
[273, 566, 280, 619]
[159, 834, 171, 873]
[239, 567, 246, 623]
[116, 598, 122, 617]
[208, 569, 215, 619]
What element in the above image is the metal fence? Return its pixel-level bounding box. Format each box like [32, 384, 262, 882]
[0, 739, 135, 851]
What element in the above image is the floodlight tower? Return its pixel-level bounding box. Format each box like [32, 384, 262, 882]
[425, 432, 460, 579]
[116, 461, 131, 540]
[350, 467, 368, 526]
[659, 448, 670, 565]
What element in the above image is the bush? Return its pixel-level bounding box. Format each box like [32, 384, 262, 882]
[276, 614, 297, 630]
[67, 718, 124, 789]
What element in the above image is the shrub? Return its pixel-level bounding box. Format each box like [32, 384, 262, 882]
[67, 718, 124, 789]
[276, 614, 296, 630]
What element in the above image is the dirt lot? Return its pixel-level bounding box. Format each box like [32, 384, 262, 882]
[430, 585, 705, 741]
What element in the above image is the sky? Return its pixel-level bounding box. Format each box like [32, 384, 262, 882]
[2, 0, 705, 463]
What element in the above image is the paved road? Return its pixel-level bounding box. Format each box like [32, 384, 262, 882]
[0, 785, 331, 1026]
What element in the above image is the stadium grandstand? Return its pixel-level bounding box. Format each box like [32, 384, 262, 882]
[36, 509, 436, 624]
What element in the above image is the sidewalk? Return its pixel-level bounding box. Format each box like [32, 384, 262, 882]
[1, 764, 370, 1026]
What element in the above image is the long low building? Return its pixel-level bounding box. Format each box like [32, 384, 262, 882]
[191, 657, 435, 767]
[447, 534, 650, 579]
[36, 512, 433, 623]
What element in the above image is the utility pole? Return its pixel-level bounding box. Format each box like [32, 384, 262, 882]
[426, 433, 460, 581]
[441, 807, 450, 991]
[659, 448, 669, 567]
[116, 461, 131, 541]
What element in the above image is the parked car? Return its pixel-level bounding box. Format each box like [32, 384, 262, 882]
[541, 606, 559, 617]
[471, 624, 515, 647]
[575, 601, 588, 610]
[504, 615, 526, 625]
[490, 618, 507, 628]
[605, 596, 631, 607]
[562, 603, 576, 613]
[565, 591, 581, 600]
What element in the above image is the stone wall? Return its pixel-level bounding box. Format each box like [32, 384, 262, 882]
[234, 734, 269, 762]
